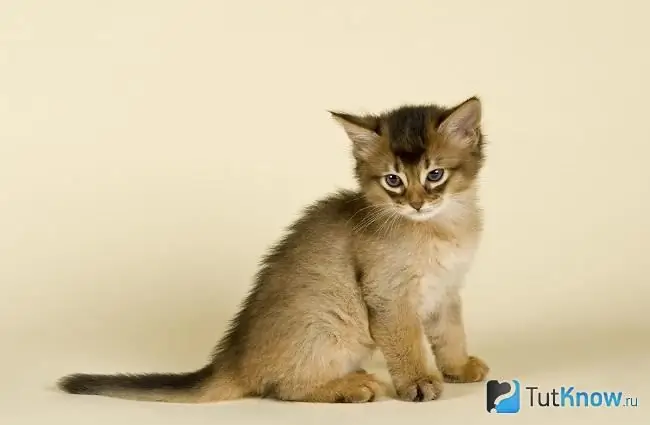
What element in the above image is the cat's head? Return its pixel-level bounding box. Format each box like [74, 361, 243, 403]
[331, 97, 485, 221]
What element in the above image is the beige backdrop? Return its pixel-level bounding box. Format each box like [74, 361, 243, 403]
[1, 0, 648, 424]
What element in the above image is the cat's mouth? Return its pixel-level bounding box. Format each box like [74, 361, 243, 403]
[399, 204, 443, 221]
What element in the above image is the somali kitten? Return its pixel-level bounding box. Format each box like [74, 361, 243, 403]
[58, 96, 489, 403]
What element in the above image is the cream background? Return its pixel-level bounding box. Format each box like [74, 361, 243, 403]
[1, 0, 648, 423]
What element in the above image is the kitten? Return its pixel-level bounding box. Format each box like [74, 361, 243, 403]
[58, 96, 489, 403]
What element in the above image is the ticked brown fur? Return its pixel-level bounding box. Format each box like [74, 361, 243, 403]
[58, 96, 489, 403]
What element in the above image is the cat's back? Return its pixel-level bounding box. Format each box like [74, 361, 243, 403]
[268, 189, 364, 254]
[255, 189, 364, 286]
[297, 189, 366, 228]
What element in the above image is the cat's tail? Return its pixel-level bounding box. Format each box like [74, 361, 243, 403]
[57, 364, 237, 403]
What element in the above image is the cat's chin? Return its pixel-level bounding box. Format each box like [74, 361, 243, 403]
[400, 206, 443, 222]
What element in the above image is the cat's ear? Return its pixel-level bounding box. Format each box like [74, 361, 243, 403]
[437, 97, 482, 147]
[329, 111, 380, 159]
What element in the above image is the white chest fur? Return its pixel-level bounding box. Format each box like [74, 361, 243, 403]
[415, 238, 478, 318]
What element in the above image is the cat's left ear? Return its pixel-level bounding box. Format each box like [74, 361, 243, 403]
[329, 111, 380, 160]
[437, 97, 482, 147]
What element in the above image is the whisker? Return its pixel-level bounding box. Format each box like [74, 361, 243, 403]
[386, 210, 403, 236]
[353, 208, 391, 234]
[378, 209, 402, 237]
[353, 211, 381, 233]
[374, 208, 398, 237]
[375, 210, 393, 237]
[347, 203, 394, 228]
[346, 204, 384, 225]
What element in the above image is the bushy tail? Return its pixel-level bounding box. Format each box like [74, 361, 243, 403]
[57, 364, 215, 403]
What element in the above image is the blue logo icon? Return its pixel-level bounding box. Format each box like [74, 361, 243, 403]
[486, 379, 521, 413]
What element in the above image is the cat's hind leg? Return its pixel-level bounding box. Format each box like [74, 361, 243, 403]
[250, 331, 381, 403]
[297, 370, 383, 403]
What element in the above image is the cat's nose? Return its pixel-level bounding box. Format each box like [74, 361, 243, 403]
[410, 200, 424, 211]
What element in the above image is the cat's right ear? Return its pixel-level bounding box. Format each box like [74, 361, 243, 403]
[329, 111, 380, 159]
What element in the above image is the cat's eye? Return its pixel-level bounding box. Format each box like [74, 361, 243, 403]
[426, 168, 445, 182]
[384, 174, 403, 188]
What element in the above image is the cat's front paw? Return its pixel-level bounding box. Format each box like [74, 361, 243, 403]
[396, 374, 443, 402]
[441, 356, 489, 383]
